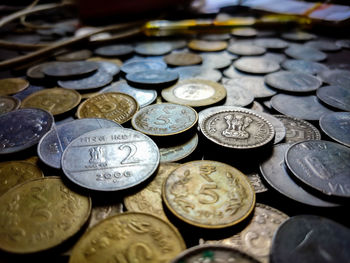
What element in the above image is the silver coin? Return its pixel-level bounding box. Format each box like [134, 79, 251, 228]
[0, 108, 54, 154]
[254, 38, 289, 49]
[94, 61, 120, 76]
[336, 39, 350, 49]
[94, 44, 134, 57]
[62, 127, 159, 191]
[317, 69, 350, 88]
[120, 60, 167, 75]
[258, 112, 286, 144]
[125, 69, 178, 87]
[306, 40, 341, 52]
[285, 140, 350, 198]
[134, 42, 172, 56]
[234, 57, 280, 74]
[265, 71, 322, 93]
[316, 85, 350, 111]
[38, 118, 122, 169]
[0, 96, 20, 115]
[222, 81, 254, 107]
[228, 42, 266, 56]
[200, 53, 232, 69]
[281, 59, 328, 75]
[259, 143, 338, 207]
[170, 66, 222, 82]
[223, 65, 251, 79]
[281, 31, 317, 41]
[285, 44, 327, 61]
[26, 61, 62, 80]
[55, 49, 93, 61]
[261, 52, 286, 64]
[100, 80, 157, 108]
[12, 85, 44, 101]
[200, 33, 231, 41]
[231, 27, 257, 37]
[319, 112, 350, 147]
[42, 61, 98, 78]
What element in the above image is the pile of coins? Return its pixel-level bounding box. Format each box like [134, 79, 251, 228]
[0, 13, 350, 263]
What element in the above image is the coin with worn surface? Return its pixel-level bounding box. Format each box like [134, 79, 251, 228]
[163, 160, 255, 228]
[271, 94, 334, 121]
[319, 112, 350, 147]
[201, 109, 275, 150]
[336, 39, 350, 49]
[171, 244, 260, 263]
[0, 177, 91, 253]
[170, 66, 222, 82]
[201, 52, 233, 69]
[286, 140, 350, 198]
[281, 59, 328, 75]
[135, 42, 172, 56]
[317, 69, 350, 88]
[100, 80, 156, 108]
[222, 81, 254, 107]
[131, 103, 198, 137]
[281, 31, 316, 41]
[265, 71, 322, 93]
[188, 40, 228, 52]
[274, 115, 321, 143]
[0, 78, 29, 96]
[257, 112, 286, 144]
[94, 44, 134, 57]
[164, 52, 202, 66]
[259, 143, 338, 207]
[0, 108, 54, 154]
[228, 43, 266, 56]
[306, 40, 341, 52]
[21, 87, 81, 115]
[126, 69, 178, 87]
[124, 163, 180, 221]
[317, 85, 350, 111]
[246, 172, 268, 193]
[120, 60, 167, 75]
[0, 161, 43, 196]
[26, 61, 62, 80]
[234, 57, 280, 74]
[160, 133, 198, 162]
[231, 27, 257, 37]
[69, 212, 185, 263]
[270, 215, 350, 263]
[0, 96, 20, 115]
[42, 61, 98, 78]
[38, 118, 122, 169]
[77, 92, 138, 124]
[56, 49, 92, 61]
[87, 203, 123, 229]
[285, 44, 327, 61]
[206, 203, 288, 263]
[254, 38, 288, 50]
[161, 79, 226, 107]
[62, 127, 159, 191]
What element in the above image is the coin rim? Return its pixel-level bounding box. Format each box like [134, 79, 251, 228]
[319, 112, 350, 147]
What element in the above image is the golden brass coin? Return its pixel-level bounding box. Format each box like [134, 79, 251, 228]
[0, 78, 29, 96]
[188, 40, 228, 52]
[24, 156, 40, 165]
[69, 212, 186, 263]
[206, 203, 289, 263]
[0, 161, 43, 196]
[21, 87, 81, 115]
[0, 177, 91, 254]
[124, 163, 181, 221]
[87, 56, 123, 67]
[80, 91, 100, 100]
[161, 79, 226, 107]
[164, 52, 202, 66]
[163, 160, 255, 229]
[76, 92, 139, 124]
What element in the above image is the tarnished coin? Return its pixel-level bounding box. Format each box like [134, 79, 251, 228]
[223, 77, 276, 98]
[228, 43, 266, 56]
[0, 96, 20, 115]
[42, 61, 98, 78]
[87, 203, 123, 229]
[38, 118, 122, 169]
[286, 140, 350, 198]
[319, 112, 350, 147]
[164, 52, 202, 66]
[58, 70, 113, 90]
[259, 143, 338, 207]
[126, 69, 178, 87]
[171, 244, 259, 263]
[26, 61, 62, 80]
[201, 52, 233, 69]
[231, 27, 257, 37]
[120, 60, 167, 75]
[160, 133, 198, 163]
[161, 79, 226, 107]
[254, 38, 288, 50]
[135, 42, 172, 56]
[170, 66, 222, 82]
[56, 49, 92, 61]
[200, 109, 274, 150]
[163, 160, 255, 228]
[0, 161, 43, 196]
[274, 115, 321, 143]
[265, 71, 322, 93]
[318, 69, 350, 88]
[222, 81, 254, 107]
[206, 203, 288, 263]
[257, 112, 286, 144]
[336, 39, 350, 49]
[271, 94, 334, 121]
[62, 127, 159, 191]
[188, 40, 228, 52]
[0, 78, 29, 96]
[94, 44, 134, 57]
[234, 57, 280, 74]
[77, 92, 139, 124]
[317, 85, 350, 111]
[21, 87, 81, 115]
[0, 108, 54, 154]
[271, 215, 350, 263]
[13, 85, 44, 101]
[281, 31, 316, 41]
[285, 44, 327, 61]
[124, 163, 180, 221]
[306, 40, 341, 52]
[131, 103, 198, 137]
[0, 177, 91, 253]
[281, 59, 328, 75]
[69, 212, 185, 263]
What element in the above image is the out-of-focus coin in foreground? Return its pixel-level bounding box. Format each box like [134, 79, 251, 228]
[62, 128, 159, 191]
[319, 112, 350, 147]
[0, 96, 20, 115]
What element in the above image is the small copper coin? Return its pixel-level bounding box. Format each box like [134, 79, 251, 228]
[164, 52, 202, 66]
[0, 78, 29, 96]
[188, 40, 228, 52]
